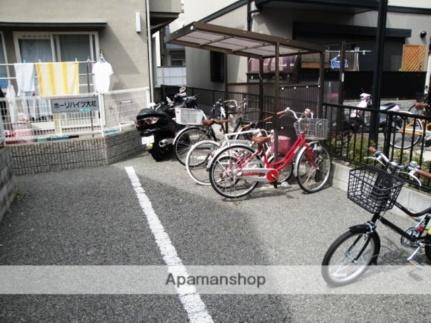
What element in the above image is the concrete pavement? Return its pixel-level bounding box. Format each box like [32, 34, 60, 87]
[0, 151, 430, 322]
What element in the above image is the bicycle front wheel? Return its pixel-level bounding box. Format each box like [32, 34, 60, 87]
[186, 140, 220, 186]
[295, 142, 331, 193]
[321, 229, 380, 286]
[175, 127, 213, 165]
[209, 145, 261, 199]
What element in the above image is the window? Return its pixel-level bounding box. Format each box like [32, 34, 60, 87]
[14, 32, 99, 65]
[169, 50, 185, 67]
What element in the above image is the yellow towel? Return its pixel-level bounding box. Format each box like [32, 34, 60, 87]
[35, 62, 80, 97]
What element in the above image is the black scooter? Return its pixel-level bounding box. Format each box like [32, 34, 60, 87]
[136, 88, 197, 161]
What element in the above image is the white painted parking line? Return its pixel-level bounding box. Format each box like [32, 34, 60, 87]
[125, 166, 214, 323]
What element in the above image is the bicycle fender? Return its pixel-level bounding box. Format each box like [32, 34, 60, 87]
[207, 144, 255, 171]
[349, 224, 375, 234]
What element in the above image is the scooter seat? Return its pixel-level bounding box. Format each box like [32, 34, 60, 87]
[136, 108, 169, 119]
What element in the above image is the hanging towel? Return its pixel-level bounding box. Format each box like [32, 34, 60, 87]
[35, 62, 80, 97]
[14, 63, 35, 95]
[92, 61, 113, 93]
[5, 84, 17, 124]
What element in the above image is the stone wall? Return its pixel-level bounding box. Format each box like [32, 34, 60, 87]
[0, 149, 16, 222]
[8, 129, 144, 175]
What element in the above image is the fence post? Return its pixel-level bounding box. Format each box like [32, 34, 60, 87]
[383, 112, 392, 156]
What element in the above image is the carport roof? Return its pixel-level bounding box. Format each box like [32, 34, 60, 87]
[166, 21, 323, 59]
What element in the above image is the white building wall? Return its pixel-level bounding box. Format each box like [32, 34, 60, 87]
[389, 0, 431, 9]
[181, 0, 431, 90]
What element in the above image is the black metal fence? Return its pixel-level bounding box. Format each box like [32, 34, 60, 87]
[160, 84, 319, 122]
[159, 84, 431, 191]
[322, 102, 431, 191]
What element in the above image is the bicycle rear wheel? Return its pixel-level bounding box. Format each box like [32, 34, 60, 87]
[390, 112, 423, 150]
[295, 142, 331, 193]
[175, 127, 213, 165]
[321, 229, 380, 286]
[186, 140, 220, 186]
[209, 145, 261, 199]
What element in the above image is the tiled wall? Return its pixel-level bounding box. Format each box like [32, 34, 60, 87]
[7, 130, 144, 175]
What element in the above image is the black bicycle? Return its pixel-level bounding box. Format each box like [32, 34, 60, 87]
[321, 147, 431, 286]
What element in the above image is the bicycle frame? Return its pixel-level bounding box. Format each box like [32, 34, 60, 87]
[234, 132, 314, 183]
[368, 202, 431, 244]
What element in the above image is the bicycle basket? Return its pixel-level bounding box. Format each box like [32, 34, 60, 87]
[347, 165, 405, 214]
[175, 107, 205, 125]
[294, 118, 329, 140]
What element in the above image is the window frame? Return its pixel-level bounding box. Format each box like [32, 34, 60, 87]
[13, 31, 100, 63]
[0, 31, 10, 79]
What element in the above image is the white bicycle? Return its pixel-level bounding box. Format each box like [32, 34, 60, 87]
[185, 128, 265, 186]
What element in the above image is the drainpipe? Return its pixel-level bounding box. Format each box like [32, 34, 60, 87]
[145, 0, 154, 102]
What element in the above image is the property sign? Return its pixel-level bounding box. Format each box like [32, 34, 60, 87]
[51, 96, 99, 113]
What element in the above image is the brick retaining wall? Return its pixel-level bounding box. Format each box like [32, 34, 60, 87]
[8, 129, 144, 175]
[0, 149, 16, 222]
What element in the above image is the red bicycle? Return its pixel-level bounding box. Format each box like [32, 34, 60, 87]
[208, 109, 332, 198]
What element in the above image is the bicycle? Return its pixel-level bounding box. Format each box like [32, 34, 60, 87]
[321, 147, 431, 286]
[389, 102, 431, 150]
[185, 127, 271, 186]
[184, 110, 307, 186]
[173, 99, 249, 165]
[208, 109, 332, 198]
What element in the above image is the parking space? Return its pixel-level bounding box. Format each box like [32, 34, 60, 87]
[0, 151, 430, 322]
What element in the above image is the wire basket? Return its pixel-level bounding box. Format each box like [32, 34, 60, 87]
[294, 118, 329, 140]
[347, 165, 405, 214]
[175, 107, 205, 125]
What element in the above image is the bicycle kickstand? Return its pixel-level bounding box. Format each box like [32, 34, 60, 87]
[407, 246, 423, 266]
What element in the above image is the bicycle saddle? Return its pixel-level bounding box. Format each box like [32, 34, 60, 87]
[251, 136, 270, 145]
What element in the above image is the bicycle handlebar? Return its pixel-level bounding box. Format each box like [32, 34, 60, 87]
[367, 146, 429, 186]
[416, 168, 431, 179]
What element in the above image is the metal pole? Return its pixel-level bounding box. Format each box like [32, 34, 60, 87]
[259, 58, 264, 121]
[318, 52, 325, 117]
[145, 0, 154, 102]
[370, 0, 388, 145]
[338, 41, 346, 105]
[224, 53, 229, 133]
[247, 0, 252, 31]
[274, 42, 280, 158]
[275, 42, 280, 112]
[336, 42, 346, 132]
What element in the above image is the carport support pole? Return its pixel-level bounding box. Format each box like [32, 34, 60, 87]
[275, 42, 280, 112]
[224, 53, 229, 132]
[318, 52, 325, 117]
[259, 58, 264, 121]
[274, 42, 280, 157]
[336, 42, 346, 130]
[370, 0, 388, 146]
